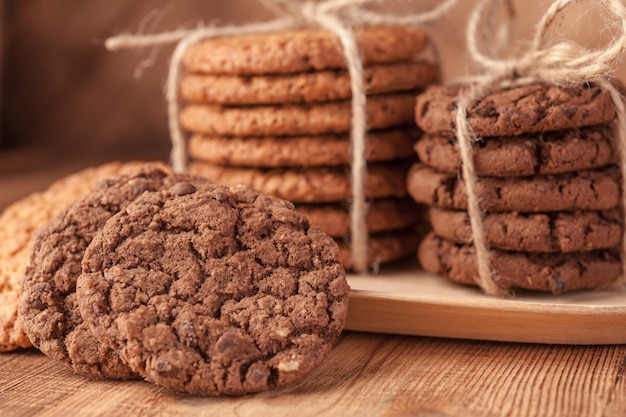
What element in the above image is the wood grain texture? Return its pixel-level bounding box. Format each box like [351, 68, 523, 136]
[346, 266, 626, 345]
[0, 333, 625, 417]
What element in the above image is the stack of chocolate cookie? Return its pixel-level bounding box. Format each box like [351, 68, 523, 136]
[178, 26, 440, 270]
[408, 81, 623, 294]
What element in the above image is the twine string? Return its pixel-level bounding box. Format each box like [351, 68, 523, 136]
[105, 0, 458, 273]
[458, 0, 626, 295]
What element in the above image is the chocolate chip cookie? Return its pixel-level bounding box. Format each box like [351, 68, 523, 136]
[407, 163, 620, 212]
[19, 165, 180, 379]
[429, 207, 622, 253]
[418, 232, 621, 294]
[76, 182, 348, 396]
[190, 162, 411, 203]
[415, 124, 617, 177]
[0, 161, 169, 352]
[180, 93, 416, 137]
[415, 82, 617, 137]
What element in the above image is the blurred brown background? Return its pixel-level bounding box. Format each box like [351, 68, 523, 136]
[1, 0, 624, 180]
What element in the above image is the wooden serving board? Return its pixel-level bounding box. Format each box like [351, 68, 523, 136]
[345, 261, 626, 345]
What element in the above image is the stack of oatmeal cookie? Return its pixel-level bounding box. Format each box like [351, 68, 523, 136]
[408, 82, 623, 294]
[178, 27, 440, 269]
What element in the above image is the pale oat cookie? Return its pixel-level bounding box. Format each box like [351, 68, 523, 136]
[0, 161, 170, 352]
[189, 162, 410, 203]
[188, 129, 417, 168]
[77, 182, 348, 396]
[418, 232, 620, 294]
[181, 61, 438, 105]
[337, 230, 419, 270]
[180, 93, 416, 137]
[182, 26, 429, 75]
[296, 198, 421, 237]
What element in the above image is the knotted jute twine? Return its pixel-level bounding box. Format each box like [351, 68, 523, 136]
[455, 0, 626, 295]
[104, 0, 458, 273]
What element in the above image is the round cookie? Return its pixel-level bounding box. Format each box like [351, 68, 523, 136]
[181, 61, 438, 105]
[406, 163, 620, 212]
[415, 82, 617, 137]
[0, 160, 169, 352]
[188, 129, 417, 168]
[296, 199, 421, 237]
[76, 182, 349, 396]
[182, 26, 429, 75]
[189, 162, 410, 203]
[336, 230, 419, 271]
[179, 93, 416, 137]
[19, 166, 184, 379]
[429, 207, 622, 253]
[415, 124, 618, 177]
[418, 232, 621, 294]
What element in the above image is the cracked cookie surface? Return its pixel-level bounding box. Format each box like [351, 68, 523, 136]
[76, 182, 348, 396]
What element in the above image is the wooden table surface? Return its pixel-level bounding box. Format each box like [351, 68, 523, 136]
[1, 333, 624, 417]
[1, 151, 625, 417]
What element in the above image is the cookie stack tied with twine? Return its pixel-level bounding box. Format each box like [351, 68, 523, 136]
[104, 0, 460, 273]
[408, 0, 626, 295]
[180, 25, 436, 272]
